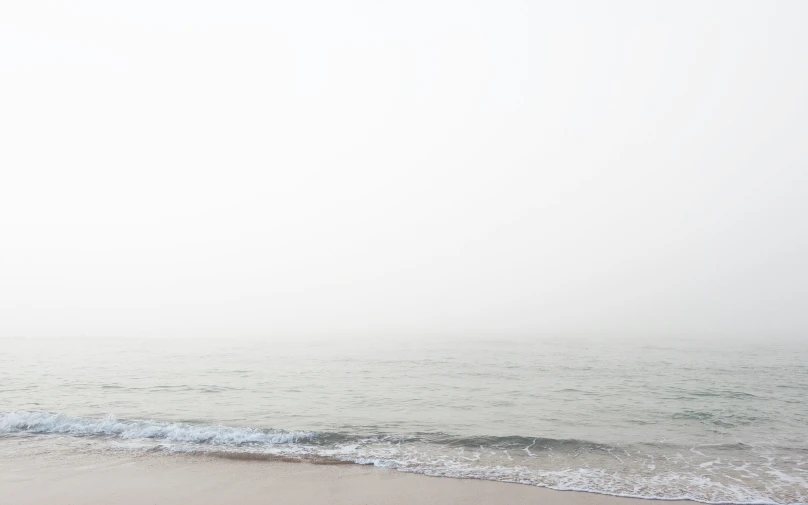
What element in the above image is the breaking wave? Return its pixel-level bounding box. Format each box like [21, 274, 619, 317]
[0, 410, 313, 445]
[1, 411, 805, 505]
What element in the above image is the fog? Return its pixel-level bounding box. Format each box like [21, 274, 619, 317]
[1, 1, 806, 340]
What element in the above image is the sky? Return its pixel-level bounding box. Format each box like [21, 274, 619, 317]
[1, 1, 806, 340]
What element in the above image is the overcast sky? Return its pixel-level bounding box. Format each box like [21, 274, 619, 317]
[1, 1, 806, 340]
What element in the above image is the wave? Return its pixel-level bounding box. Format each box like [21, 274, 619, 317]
[0, 411, 621, 452]
[0, 411, 313, 445]
[0, 411, 762, 455]
[1, 411, 804, 505]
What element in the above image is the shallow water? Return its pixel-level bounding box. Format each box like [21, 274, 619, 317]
[1, 336, 806, 504]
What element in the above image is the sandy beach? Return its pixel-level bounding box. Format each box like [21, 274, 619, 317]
[0, 439, 691, 505]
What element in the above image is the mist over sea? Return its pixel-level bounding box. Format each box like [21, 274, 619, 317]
[2, 336, 806, 504]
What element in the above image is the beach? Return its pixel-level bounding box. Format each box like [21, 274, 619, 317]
[1, 438, 690, 505]
[3, 0, 806, 503]
[2, 337, 806, 504]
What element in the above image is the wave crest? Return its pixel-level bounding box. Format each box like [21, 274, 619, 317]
[2, 410, 804, 505]
[0, 411, 313, 445]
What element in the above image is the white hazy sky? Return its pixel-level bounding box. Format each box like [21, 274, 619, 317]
[1, 1, 806, 340]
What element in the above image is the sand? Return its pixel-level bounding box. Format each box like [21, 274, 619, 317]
[0, 439, 693, 505]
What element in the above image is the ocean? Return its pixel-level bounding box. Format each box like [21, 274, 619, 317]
[1, 336, 806, 504]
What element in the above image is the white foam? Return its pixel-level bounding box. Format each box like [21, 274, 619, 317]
[0, 411, 313, 445]
[2, 411, 804, 505]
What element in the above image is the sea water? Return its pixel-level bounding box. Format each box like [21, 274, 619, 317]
[1, 336, 806, 504]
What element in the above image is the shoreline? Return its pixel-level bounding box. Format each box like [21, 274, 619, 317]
[0, 438, 696, 505]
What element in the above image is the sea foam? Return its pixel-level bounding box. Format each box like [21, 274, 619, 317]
[1, 410, 804, 505]
[0, 411, 312, 445]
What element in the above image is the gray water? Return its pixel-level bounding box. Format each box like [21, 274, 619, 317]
[1, 336, 806, 504]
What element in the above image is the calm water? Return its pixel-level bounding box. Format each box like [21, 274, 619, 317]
[1, 337, 806, 504]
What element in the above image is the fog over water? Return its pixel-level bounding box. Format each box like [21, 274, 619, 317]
[1, 0, 807, 340]
[3, 5, 808, 504]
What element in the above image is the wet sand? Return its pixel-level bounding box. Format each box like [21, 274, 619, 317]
[0, 439, 692, 505]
